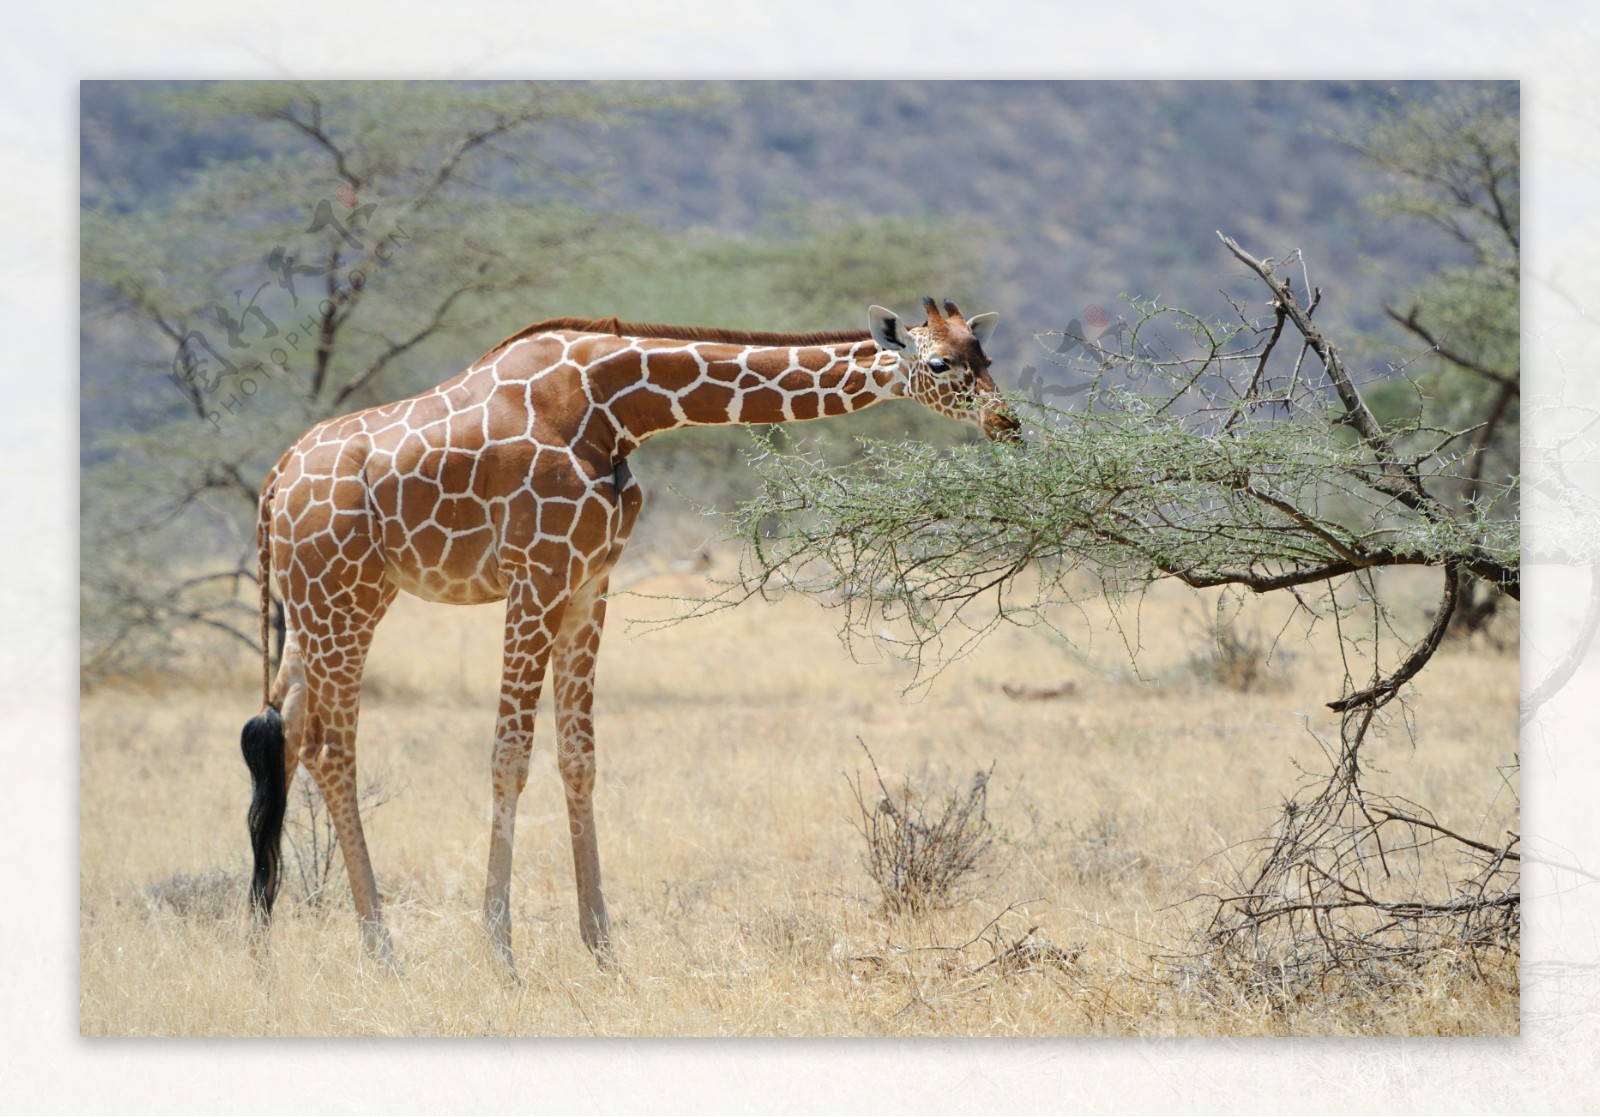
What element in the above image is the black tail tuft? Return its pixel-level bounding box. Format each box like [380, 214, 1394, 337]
[240, 706, 287, 919]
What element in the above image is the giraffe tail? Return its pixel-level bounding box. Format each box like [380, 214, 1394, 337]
[241, 468, 286, 919]
[254, 469, 278, 709]
[241, 706, 286, 918]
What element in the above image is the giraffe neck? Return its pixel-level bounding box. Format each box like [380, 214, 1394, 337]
[588, 336, 905, 453]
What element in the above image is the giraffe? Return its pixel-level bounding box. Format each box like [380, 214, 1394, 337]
[238, 296, 1018, 974]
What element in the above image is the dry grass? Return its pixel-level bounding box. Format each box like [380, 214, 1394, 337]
[79, 558, 1518, 1036]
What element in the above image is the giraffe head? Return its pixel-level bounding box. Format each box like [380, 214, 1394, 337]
[868, 297, 1020, 441]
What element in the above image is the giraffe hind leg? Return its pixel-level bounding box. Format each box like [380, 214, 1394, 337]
[484, 573, 570, 978]
[286, 577, 400, 968]
[300, 697, 397, 968]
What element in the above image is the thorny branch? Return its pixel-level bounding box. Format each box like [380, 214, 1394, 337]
[1328, 562, 1458, 712]
[719, 238, 1517, 695]
[1179, 706, 1520, 1000]
[1218, 235, 1516, 597]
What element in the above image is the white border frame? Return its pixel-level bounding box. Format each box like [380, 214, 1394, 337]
[15, 1, 1600, 1110]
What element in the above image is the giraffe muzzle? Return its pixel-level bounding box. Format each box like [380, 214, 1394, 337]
[981, 399, 1023, 442]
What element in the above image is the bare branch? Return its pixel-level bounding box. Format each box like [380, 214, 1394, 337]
[331, 280, 482, 408]
[1328, 563, 1458, 712]
[1383, 305, 1520, 389]
[268, 95, 362, 189]
[1219, 234, 1391, 458]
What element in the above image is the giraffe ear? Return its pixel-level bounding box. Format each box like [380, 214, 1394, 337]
[967, 312, 999, 349]
[868, 305, 909, 351]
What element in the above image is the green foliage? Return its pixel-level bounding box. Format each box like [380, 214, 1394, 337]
[765, 208, 989, 325]
[711, 88, 1523, 683]
[1357, 85, 1519, 269]
[722, 273, 1519, 677]
[543, 209, 985, 333]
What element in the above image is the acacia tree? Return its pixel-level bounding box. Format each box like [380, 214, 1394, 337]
[714, 90, 1522, 995]
[81, 81, 671, 679]
[724, 235, 1518, 669]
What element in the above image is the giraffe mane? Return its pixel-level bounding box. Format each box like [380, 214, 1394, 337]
[481, 317, 875, 361]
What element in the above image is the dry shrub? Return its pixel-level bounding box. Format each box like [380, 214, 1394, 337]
[1175, 712, 1519, 1006]
[848, 741, 995, 916]
[283, 767, 402, 909]
[142, 871, 245, 923]
[1187, 606, 1285, 693]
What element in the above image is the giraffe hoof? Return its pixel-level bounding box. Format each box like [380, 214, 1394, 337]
[588, 936, 619, 973]
[488, 937, 520, 983]
[490, 950, 522, 985]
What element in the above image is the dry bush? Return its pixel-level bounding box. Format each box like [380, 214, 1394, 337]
[849, 742, 995, 916]
[142, 871, 245, 924]
[283, 768, 402, 909]
[1186, 601, 1286, 693]
[1174, 710, 1519, 1006]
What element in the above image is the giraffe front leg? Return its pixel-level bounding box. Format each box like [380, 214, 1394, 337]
[483, 725, 534, 977]
[552, 577, 613, 962]
[484, 576, 564, 978]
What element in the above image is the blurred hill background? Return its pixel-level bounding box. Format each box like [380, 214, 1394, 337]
[82, 80, 1476, 380]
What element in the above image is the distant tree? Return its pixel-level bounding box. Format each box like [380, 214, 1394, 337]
[1355, 86, 1519, 635]
[81, 81, 672, 679]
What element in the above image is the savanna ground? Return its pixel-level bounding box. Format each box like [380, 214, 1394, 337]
[79, 553, 1518, 1036]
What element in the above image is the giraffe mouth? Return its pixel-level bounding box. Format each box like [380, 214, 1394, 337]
[981, 403, 1023, 442]
[961, 387, 1021, 442]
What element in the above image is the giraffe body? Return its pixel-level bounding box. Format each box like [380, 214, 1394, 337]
[241, 299, 1015, 973]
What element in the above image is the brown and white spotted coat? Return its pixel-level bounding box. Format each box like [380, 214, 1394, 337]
[249, 296, 1015, 972]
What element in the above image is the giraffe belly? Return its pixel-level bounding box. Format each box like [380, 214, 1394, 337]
[386, 554, 506, 605]
[379, 507, 510, 604]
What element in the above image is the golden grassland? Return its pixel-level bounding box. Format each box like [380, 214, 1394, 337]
[79, 559, 1519, 1036]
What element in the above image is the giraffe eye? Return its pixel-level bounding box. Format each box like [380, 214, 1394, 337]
[927, 357, 951, 374]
